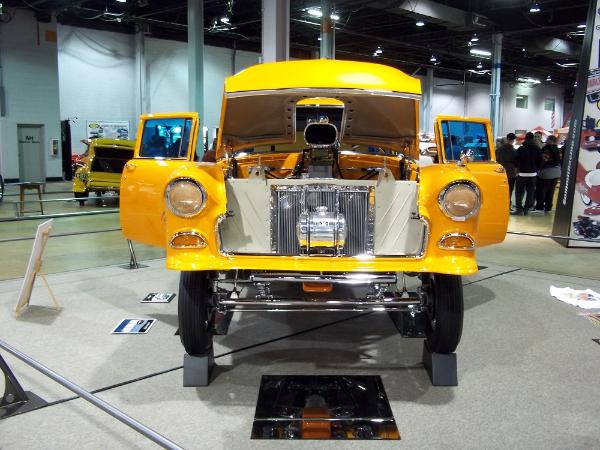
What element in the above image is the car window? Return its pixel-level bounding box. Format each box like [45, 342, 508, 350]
[440, 121, 490, 162]
[139, 118, 193, 159]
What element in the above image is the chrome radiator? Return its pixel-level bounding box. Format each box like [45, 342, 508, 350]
[271, 184, 374, 256]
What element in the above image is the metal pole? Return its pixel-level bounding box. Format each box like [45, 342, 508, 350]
[320, 0, 334, 59]
[127, 240, 139, 269]
[490, 33, 503, 138]
[0, 340, 183, 450]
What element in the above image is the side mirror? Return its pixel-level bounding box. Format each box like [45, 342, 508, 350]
[457, 149, 473, 167]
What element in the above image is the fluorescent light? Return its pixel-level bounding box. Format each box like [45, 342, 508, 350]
[306, 8, 338, 20]
[220, 16, 230, 24]
[516, 95, 524, 99]
[546, 75, 552, 81]
[375, 46, 383, 54]
[577, 24, 586, 29]
[470, 48, 491, 57]
[430, 54, 437, 62]
[471, 33, 479, 42]
[416, 19, 425, 26]
[517, 77, 541, 84]
[529, 3, 541, 13]
[318, 36, 322, 41]
[116, 0, 126, 2]
[555, 61, 578, 67]
[476, 62, 483, 69]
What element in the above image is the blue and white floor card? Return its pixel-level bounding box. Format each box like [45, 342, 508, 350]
[112, 318, 156, 334]
[141, 293, 176, 303]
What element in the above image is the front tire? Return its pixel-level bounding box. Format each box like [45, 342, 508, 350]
[422, 273, 464, 354]
[178, 271, 214, 355]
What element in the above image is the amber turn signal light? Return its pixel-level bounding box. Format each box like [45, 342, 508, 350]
[438, 233, 476, 251]
[302, 282, 333, 293]
[169, 231, 207, 249]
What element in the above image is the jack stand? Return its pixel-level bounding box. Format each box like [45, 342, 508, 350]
[0, 353, 47, 419]
[183, 347, 215, 387]
[388, 310, 426, 338]
[422, 341, 458, 386]
[119, 240, 147, 270]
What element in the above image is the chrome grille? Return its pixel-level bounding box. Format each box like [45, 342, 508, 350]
[272, 185, 374, 256]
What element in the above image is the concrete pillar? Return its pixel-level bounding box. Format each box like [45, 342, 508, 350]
[134, 28, 148, 120]
[188, 0, 204, 115]
[262, 0, 290, 62]
[320, 0, 335, 59]
[422, 68, 434, 132]
[490, 33, 503, 138]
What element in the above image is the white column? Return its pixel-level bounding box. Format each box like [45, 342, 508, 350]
[490, 33, 503, 138]
[320, 0, 334, 59]
[262, 0, 290, 63]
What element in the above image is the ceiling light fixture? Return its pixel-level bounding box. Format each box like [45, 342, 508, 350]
[220, 16, 230, 24]
[517, 76, 541, 85]
[116, 0, 126, 2]
[416, 19, 425, 26]
[476, 62, 483, 69]
[577, 24, 586, 29]
[529, 2, 541, 13]
[306, 8, 339, 20]
[546, 75, 552, 81]
[470, 48, 491, 57]
[471, 33, 479, 42]
[375, 46, 383, 55]
[430, 54, 437, 62]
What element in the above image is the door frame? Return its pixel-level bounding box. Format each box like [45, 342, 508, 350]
[17, 124, 46, 182]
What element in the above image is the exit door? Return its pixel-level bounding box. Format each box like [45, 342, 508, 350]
[18, 125, 45, 182]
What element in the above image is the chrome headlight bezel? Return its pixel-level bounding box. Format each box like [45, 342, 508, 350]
[165, 177, 207, 218]
[438, 180, 481, 221]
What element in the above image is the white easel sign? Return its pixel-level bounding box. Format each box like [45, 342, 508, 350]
[14, 219, 61, 316]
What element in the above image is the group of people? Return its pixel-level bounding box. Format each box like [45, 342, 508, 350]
[496, 131, 562, 215]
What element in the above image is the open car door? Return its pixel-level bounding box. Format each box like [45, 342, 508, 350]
[434, 116, 509, 246]
[120, 113, 200, 247]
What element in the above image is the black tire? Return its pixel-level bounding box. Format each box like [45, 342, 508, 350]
[178, 271, 214, 355]
[422, 273, 464, 354]
[74, 191, 89, 206]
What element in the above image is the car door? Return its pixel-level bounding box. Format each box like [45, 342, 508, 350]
[434, 116, 509, 246]
[120, 113, 199, 247]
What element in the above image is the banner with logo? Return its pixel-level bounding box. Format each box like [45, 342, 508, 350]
[553, 1, 600, 247]
[86, 120, 130, 140]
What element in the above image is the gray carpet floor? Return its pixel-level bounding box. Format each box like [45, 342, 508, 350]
[1, 260, 600, 449]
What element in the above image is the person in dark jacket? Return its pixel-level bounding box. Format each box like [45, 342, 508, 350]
[496, 132, 517, 208]
[533, 135, 561, 212]
[512, 132, 543, 215]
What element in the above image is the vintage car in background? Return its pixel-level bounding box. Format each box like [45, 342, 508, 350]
[120, 60, 508, 367]
[73, 138, 135, 205]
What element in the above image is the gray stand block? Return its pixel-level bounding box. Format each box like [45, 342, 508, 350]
[422, 341, 458, 386]
[183, 349, 214, 387]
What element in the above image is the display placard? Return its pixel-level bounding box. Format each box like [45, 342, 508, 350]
[141, 293, 176, 303]
[111, 319, 156, 334]
[86, 120, 130, 140]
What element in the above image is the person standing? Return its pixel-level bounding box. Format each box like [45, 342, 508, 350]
[533, 135, 561, 213]
[533, 130, 544, 149]
[496, 132, 517, 208]
[512, 132, 543, 215]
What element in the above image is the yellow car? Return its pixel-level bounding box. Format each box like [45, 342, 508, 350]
[73, 138, 135, 205]
[120, 59, 508, 361]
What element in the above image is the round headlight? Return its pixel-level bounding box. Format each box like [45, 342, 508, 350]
[165, 178, 207, 218]
[438, 181, 480, 221]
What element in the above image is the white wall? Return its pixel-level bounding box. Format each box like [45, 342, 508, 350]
[145, 38, 259, 130]
[58, 25, 137, 154]
[0, 10, 61, 180]
[419, 74, 565, 136]
[59, 28, 260, 154]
